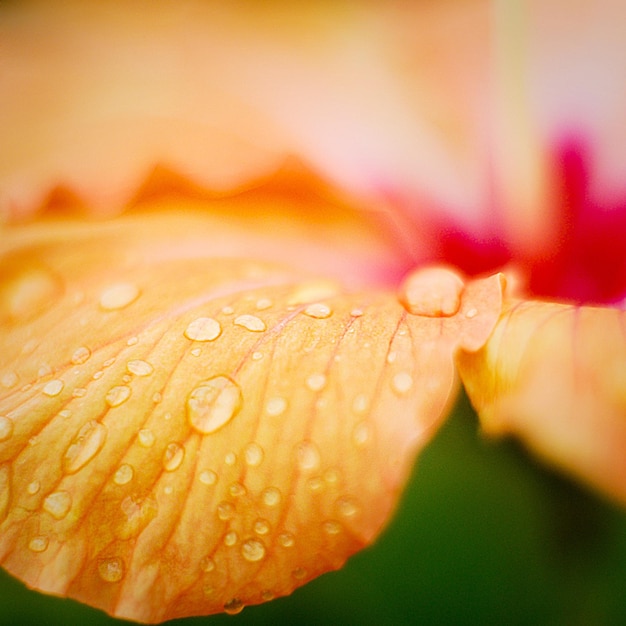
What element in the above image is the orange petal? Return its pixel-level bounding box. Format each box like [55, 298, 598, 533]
[0, 216, 502, 622]
[457, 299, 626, 505]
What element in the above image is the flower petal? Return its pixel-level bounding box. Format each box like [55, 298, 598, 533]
[0, 216, 502, 622]
[457, 299, 626, 504]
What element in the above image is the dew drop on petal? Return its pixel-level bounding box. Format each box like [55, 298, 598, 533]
[184, 317, 222, 342]
[223, 599, 244, 615]
[27, 480, 41, 495]
[398, 266, 464, 317]
[261, 487, 282, 507]
[306, 373, 327, 392]
[105, 385, 131, 407]
[252, 351, 263, 361]
[253, 519, 271, 535]
[352, 394, 368, 415]
[337, 496, 360, 518]
[217, 502, 236, 521]
[303, 303, 332, 319]
[126, 359, 153, 377]
[98, 557, 125, 583]
[71, 346, 91, 365]
[278, 532, 295, 548]
[255, 298, 273, 311]
[137, 428, 155, 447]
[42, 379, 64, 397]
[72, 388, 87, 398]
[288, 280, 339, 305]
[64, 421, 107, 473]
[465, 307, 478, 319]
[1, 372, 18, 389]
[322, 520, 342, 535]
[113, 464, 134, 486]
[225, 452, 237, 466]
[391, 371, 414, 395]
[295, 441, 321, 471]
[229, 482, 247, 498]
[199, 470, 217, 485]
[99, 283, 140, 311]
[187, 376, 243, 435]
[163, 443, 184, 471]
[265, 397, 287, 417]
[118, 495, 158, 539]
[241, 538, 266, 562]
[352, 422, 371, 447]
[244, 442, 264, 467]
[234, 314, 266, 332]
[43, 490, 72, 519]
[224, 531, 238, 547]
[28, 536, 49, 553]
[200, 556, 216, 572]
[0, 416, 13, 441]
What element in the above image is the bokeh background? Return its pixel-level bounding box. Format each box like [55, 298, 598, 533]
[3, 392, 626, 626]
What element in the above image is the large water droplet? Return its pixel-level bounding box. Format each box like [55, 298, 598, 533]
[391, 371, 413, 395]
[305, 373, 327, 392]
[253, 519, 271, 535]
[199, 469, 217, 485]
[2, 260, 60, 322]
[0, 416, 13, 441]
[105, 385, 131, 407]
[303, 303, 333, 319]
[64, 421, 107, 473]
[126, 359, 154, 377]
[43, 490, 72, 519]
[98, 557, 125, 582]
[295, 441, 321, 471]
[187, 376, 242, 435]
[99, 283, 140, 311]
[42, 379, 64, 397]
[234, 314, 266, 332]
[71, 346, 91, 365]
[265, 397, 287, 417]
[261, 487, 282, 507]
[137, 428, 155, 447]
[184, 317, 222, 342]
[113, 464, 134, 486]
[398, 266, 464, 317]
[163, 442, 185, 471]
[255, 298, 273, 310]
[28, 535, 49, 553]
[224, 531, 238, 547]
[241, 538, 266, 562]
[244, 442, 264, 467]
[223, 599, 244, 615]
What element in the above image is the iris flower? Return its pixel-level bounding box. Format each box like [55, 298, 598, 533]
[1, 1, 626, 623]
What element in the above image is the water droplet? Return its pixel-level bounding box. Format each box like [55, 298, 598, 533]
[224, 531, 238, 547]
[229, 482, 247, 497]
[466, 307, 478, 319]
[0, 416, 13, 441]
[2, 261, 60, 321]
[100, 283, 140, 311]
[28, 535, 49, 553]
[164, 485, 174, 495]
[265, 397, 287, 417]
[118, 495, 158, 539]
[255, 298, 273, 310]
[337, 497, 360, 518]
[252, 351, 263, 361]
[391, 371, 413, 395]
[126, 359, 153, 377]
[225, 452, 237, 466]
[59, 409, 71, 419]
[70, 346, 91, 365]
[38, 364, 53, 378]
[306, 373, 326, 392]
[241, 538, 266, 562]
[278, 532, 295, 548]
[137, 428, 155, 447]
[307, 477, 324, 493]
[43, 490, 72, 519]
[324, 468, 340, 484]
[42, 379, 64, 397]
[244, 442, 264, 467]
[98, 557, 125, 582]
[1, 372, 18, 389]
[200, 556, 216, 572]
[352, 422, 371, 447]
[261, 590, 275, 602]
[27, 480, 41, 495]
[152, 392, 162, 403]
[93, 370, 104, 380]
[72, 388, 87, 398]
[113, 464, 134, 486]
[352, 394, 368, 415]
[127, 336, 139, 346]
[199, 469, 217, 485]
[223, 598, 244, 615]
[386, 351, 397, 364]
[103, 358, 116, 368]
[105, 385, 131, 407]
[303, 303, 332, 319]
[350, 308, 364, 317]
[234, 314, 266, 332]
[187, 376, 242, 435]
[323, 520, 342, 535]
[64, 421, 107, 473]
[191, 347, 201, 357]
[288, 281, 338, 305]
[253, 519, 271, 535]
[296, 441, 321, 471]
[163, 442, 184, 471]
[399, 266, 464, 317]
[221, 306, 234, 315]
[184, 317, 222, 342]
[217, 502, 235, 521]
[261, 487, 282, 507]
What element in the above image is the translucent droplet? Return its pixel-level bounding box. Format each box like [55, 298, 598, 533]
[386, 351, 397, 364]
[72, 388, 87, 398]
[221, 305, 234, 315]
[118, 495, 158, 539]
[103, 357, 116, 368]
[38, 364, 52, 378]
[93, 370, 104, 380]
[307, 477, 324, 492]
[466, 307, 478, 319]
[163, 442, 184, 471]
[187, 376, 242, 435]
[71, 346, 91, 365]
[306, 373, 326, 392]
[303, 303, 332, 319]
[391, 371, 413, 395]
[43, 490, 72, 519]
[200, 556, 216, 572]
[223, 598, 244, 615]
[253, 519, 271, 536]
[217, 502, 235, 521]
[324, 468, 340, 484]
[352, 422, 370, 447]
[100, 283, 140, 311]
[278, 532, 295, 548]
[352, 394, 368, 415]
[241, 538, 266, 562]
[337, 496, 360, 518]
[292, 567, 307, 579]
[127, 336, 139, 346]
[191, 347, 201, 357]
[234, 314, 266, 332]
[224, 452, 237, 466]
[261, 590, 275, 602]
[323, 520, 342, 535]
[126, 359, 153, 377]
[0, 416, 13, 441]
[252, 351, 263, 361]
[184, 317, 221, 342]
[296, 441, 321, 471]
[244, 442, 264, 467]
[399, 266, 464, 317]
[255, 298, 273, 310]
[199, 469, 217, 485]
[266, 397, 287, 417]
[350, 308, 364, 317]
[42, 379, 64, 397]
[98, 557, 125, 583]
[1, 372, 18, 389]
[3, 262, 60, 321]
[27, 480, 41, 495]
[224, 531, 238, 547]
[152, 392, 162, 403]
[229, 482, 246, 498]
[105, 385, 131, 407]
[113, 464, 134, 486]
[261, 487, 282, 507]
[137, 428, 155, 447]
[28, 536, 49, 553]
[64, 421, 107, 473]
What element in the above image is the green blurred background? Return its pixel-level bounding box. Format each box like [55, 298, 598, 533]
[3, 392, 626, 626]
